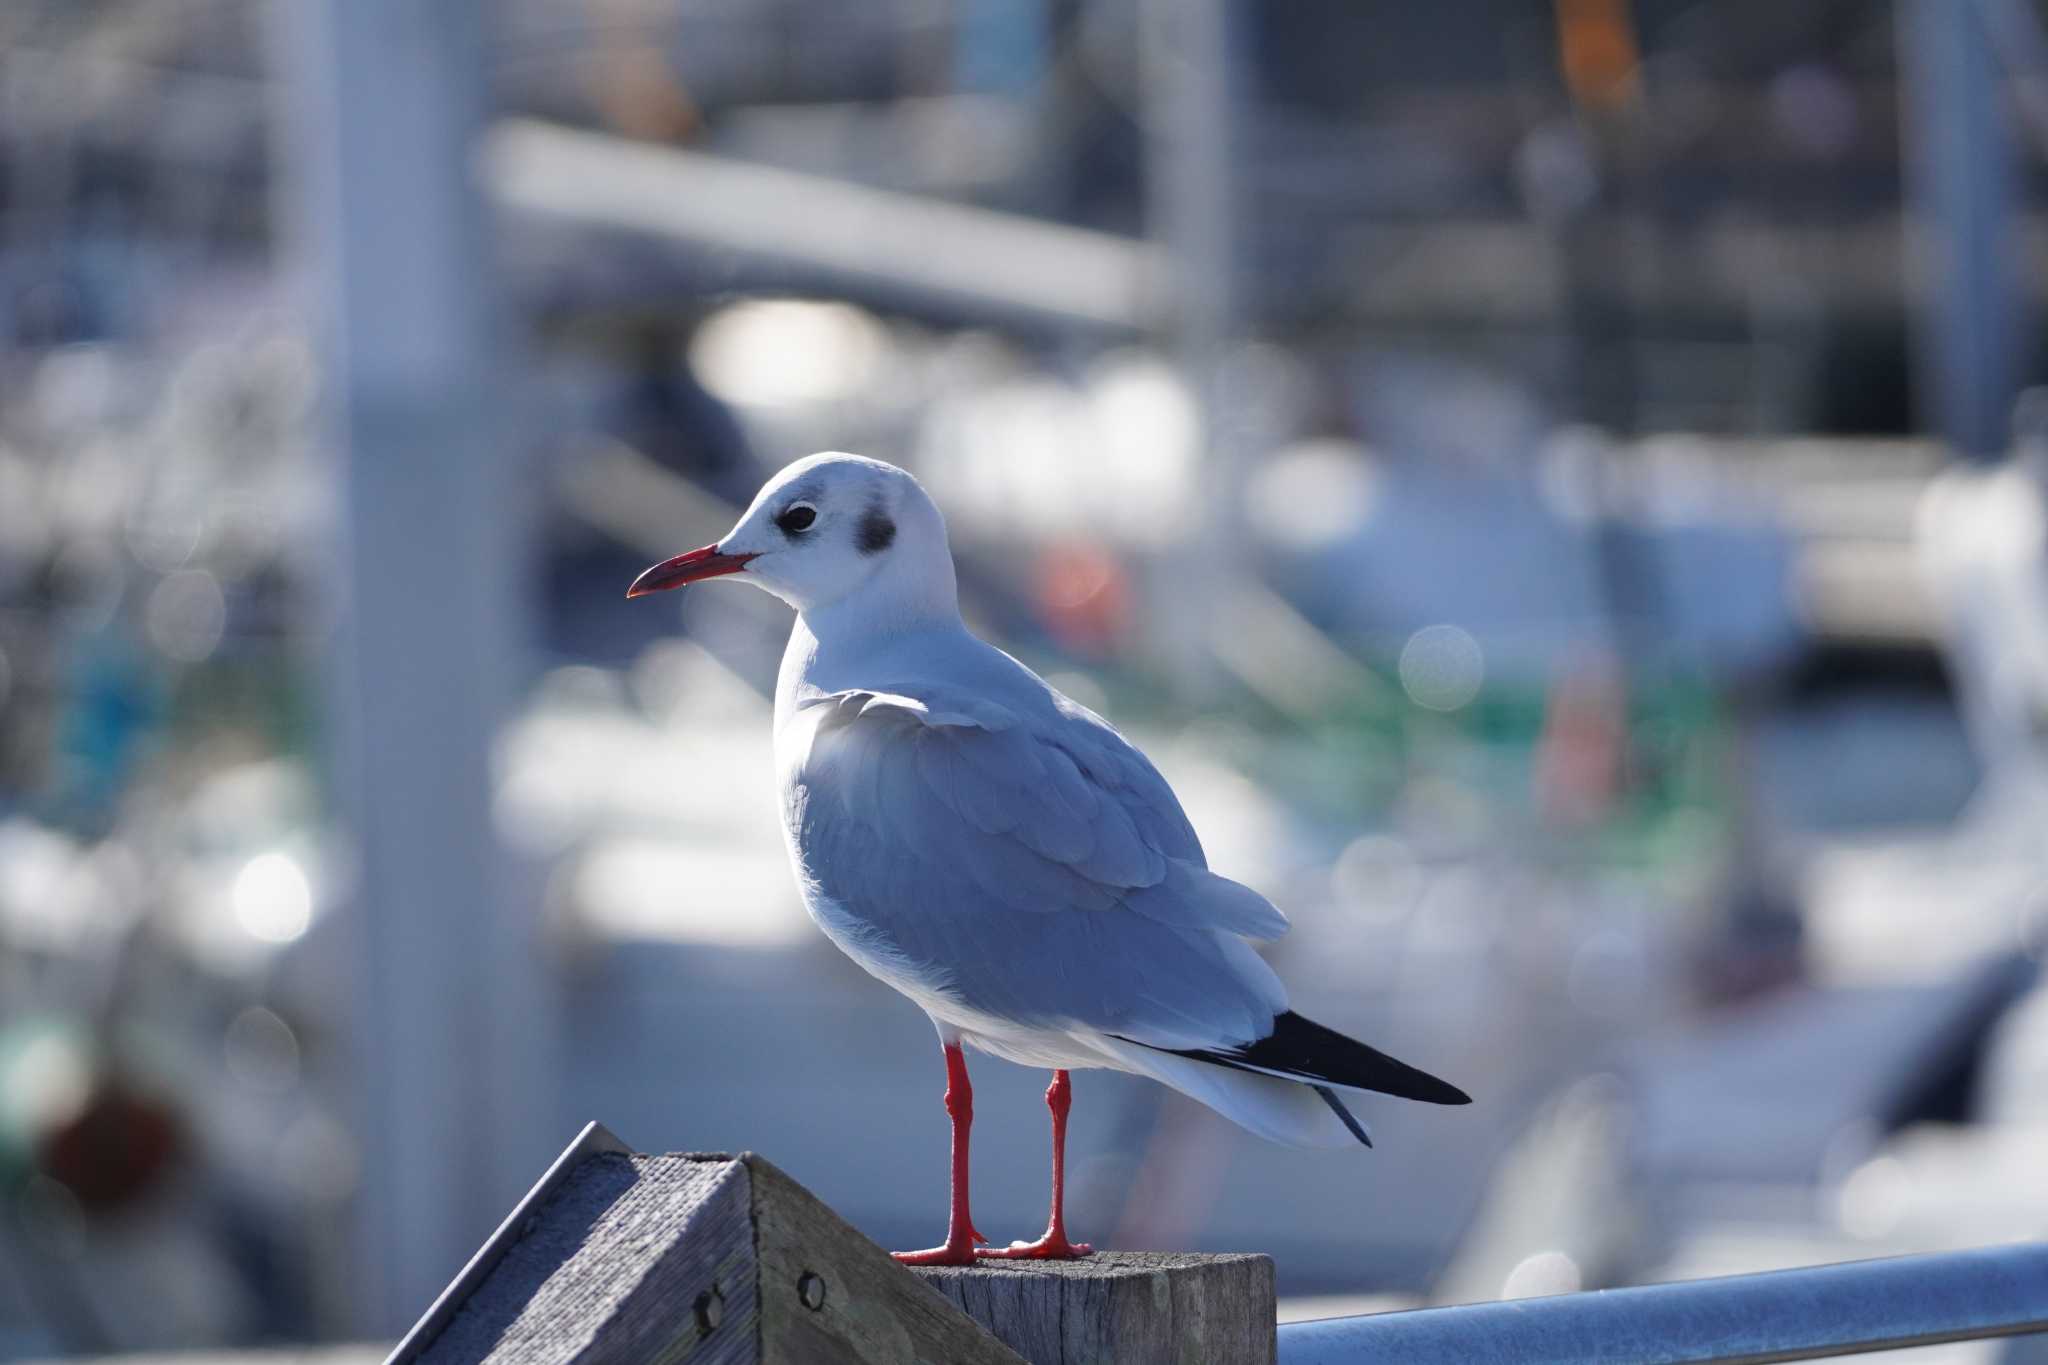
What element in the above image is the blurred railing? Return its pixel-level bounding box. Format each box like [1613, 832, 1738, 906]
[1278, 1243, 2048, 1364]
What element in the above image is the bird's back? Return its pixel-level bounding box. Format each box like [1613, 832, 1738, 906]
[772, 617, 1294, 1053]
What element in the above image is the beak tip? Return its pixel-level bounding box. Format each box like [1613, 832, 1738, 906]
[627, 544, 757, 599]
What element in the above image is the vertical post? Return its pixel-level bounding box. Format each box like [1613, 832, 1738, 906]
[272, 0, 551, 1333]
[1140, 0, 1243, 694]
[1899, 0, 2027, 460]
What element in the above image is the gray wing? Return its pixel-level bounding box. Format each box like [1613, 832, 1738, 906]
[788, 684, 1289, 1051]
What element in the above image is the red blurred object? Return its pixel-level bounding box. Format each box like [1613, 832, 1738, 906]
[37, 1081, 185, 1214]
[1032, 542, 1130, 654]
[1534, 660, 1627, 827]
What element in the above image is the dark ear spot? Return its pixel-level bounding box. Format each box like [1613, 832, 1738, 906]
[857, 504, 896, 555]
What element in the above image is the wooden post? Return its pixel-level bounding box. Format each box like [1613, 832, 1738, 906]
[389, 1124, 1277, 1365]
[912, 1253, 1276, 1365]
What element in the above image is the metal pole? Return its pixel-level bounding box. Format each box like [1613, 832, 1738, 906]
[271, 0, 551, 1334]
[1899, 0, 2027, 461]
[1279, 1242, 2048, 1364]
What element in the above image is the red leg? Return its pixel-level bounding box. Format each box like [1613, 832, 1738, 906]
[893, 1043, 982, 1265]
[979, 1069, 1092, 1259]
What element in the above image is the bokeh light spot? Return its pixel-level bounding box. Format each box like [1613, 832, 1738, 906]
[1247, 440, 1378, 550]
[10, 1032, 92, 1130]
[1500, 1249, 1583, 1300]
[224, 1006, 302, 1094]
[146, 569, 226, 663]
[1399, 625, 1485, 712]
[1837, 1155, 1911, 1240]
[691, 299, 884, 407]
[232, 852, 312, 944]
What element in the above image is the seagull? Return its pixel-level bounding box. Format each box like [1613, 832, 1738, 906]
[630, 452, 1470, 1266]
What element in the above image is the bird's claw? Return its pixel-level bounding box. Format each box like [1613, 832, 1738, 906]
[975, 1234, 1092, 1260]
[892, 1239, 981, 1266]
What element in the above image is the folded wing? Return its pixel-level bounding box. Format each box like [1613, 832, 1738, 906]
[789, 682, 1290, 1051]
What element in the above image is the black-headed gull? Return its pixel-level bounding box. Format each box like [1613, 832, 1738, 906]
[630, 452, 1469, 1265]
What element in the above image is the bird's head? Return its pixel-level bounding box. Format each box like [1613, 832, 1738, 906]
[628, 452, 957, 622]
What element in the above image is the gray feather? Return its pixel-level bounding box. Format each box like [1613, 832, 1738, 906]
[787, 676, 1291, 1050]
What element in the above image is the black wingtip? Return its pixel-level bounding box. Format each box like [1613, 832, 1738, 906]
[1315, 1085, 1373, 1147]
[1413, 1067, 1474, 1107]
[1166, 1011, 1471, 1106]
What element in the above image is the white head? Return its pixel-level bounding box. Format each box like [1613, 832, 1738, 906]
[628, 452, 958, 627]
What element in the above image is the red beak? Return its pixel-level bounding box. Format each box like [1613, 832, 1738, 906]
[626, 544, 759, 598]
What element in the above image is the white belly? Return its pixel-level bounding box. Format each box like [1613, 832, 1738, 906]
[798, 885, 1112, 1072]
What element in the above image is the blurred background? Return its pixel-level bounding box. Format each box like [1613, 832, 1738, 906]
[1, 0, 2046, 1358]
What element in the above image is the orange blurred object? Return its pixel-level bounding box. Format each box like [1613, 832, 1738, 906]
[581, 0, 700, 142]
[1033, 541, 1131, 654]
[1556, 0, 1642, 110]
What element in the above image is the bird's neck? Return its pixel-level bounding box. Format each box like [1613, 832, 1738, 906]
[774, 509, 964, 725]
[775, 582, 966, 725]
[802, 523, 960, 646]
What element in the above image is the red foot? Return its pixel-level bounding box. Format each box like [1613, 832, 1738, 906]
[894, 1043, 985, 1268]
[977, 1232, 1092, 1260]
[894, 1237, 981, 1266]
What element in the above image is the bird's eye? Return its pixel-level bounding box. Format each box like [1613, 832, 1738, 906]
[776, 503, 817, 534]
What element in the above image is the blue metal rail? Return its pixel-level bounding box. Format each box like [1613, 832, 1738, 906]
[1279, 1243, 2048, 1364]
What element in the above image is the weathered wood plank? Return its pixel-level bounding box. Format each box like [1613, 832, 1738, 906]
[416, 1152, 757, 1365]
[392, 1126, 1026, 1365]
[747, 1155, 1025, 1365]
[911, 1251, 1277, 1365]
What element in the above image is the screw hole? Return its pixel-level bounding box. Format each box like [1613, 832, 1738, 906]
[798, 1271, 827, 1311]
[694, 1284, 724, 1334]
